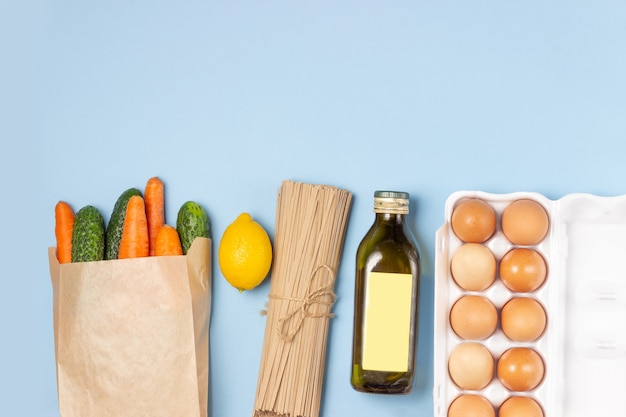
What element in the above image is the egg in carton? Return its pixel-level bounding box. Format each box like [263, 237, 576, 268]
[433, 191, 626, 417]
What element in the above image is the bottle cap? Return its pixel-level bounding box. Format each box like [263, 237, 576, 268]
[374, 190, 409, 214]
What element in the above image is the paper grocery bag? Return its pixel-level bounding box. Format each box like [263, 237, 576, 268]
[48, 237, 211, 417]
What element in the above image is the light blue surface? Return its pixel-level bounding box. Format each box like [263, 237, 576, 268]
[2, 1, 626, 416]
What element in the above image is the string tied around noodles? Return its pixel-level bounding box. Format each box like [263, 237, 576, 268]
[269, 264, 337, 342]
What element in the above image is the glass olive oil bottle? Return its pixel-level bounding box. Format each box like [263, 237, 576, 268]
[351, 191, 421, 394]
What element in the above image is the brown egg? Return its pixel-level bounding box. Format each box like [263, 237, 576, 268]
[497, 347, 545, 392]
[500, 248, 547, 293]
[502, 199, 549, 245]
[450, 243, 497, 291]
[448, 342, 494, 390]
[448, 394, 495, 417]
[501, 297, 547, 342]
[451, 198, 497, 243]
[450, 295, 498, 340]
[499, 396, 544, 417]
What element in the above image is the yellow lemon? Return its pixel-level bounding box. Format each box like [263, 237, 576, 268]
[218, 212, 272, 291]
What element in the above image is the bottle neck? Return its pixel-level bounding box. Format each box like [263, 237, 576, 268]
[375, 212, 406, 225]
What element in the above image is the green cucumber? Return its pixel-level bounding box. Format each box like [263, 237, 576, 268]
[105, 187, 142, 260]
[72, 205, 105, 262]
[176, 201, 210, 254]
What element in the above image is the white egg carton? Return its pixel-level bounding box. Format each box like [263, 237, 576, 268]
[433, 191, 626, 417]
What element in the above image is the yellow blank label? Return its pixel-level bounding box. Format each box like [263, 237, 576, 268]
[362, 272, 412, 372]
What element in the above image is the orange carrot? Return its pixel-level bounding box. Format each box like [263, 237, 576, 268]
[155, 224, 183, 256]
[118, 195, 149, 259]
[144, 176, 165, 256]
[54, 201, 75, 263]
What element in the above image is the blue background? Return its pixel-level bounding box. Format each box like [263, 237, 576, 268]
[2, 1, 626, 416]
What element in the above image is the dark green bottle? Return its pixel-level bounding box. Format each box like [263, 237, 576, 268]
[351, 191, 421, 394]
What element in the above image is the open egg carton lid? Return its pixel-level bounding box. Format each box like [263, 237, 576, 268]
[433, 190, 626, 417]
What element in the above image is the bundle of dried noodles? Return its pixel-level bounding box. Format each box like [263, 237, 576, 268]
[253, 180, 352, 417]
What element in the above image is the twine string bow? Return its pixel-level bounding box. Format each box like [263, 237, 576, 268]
[271, 264, 337, 342]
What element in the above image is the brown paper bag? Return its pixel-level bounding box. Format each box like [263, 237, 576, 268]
[48, 237, 211, 417]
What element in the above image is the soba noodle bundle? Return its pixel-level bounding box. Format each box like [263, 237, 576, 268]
[253, 180, 352, 417]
